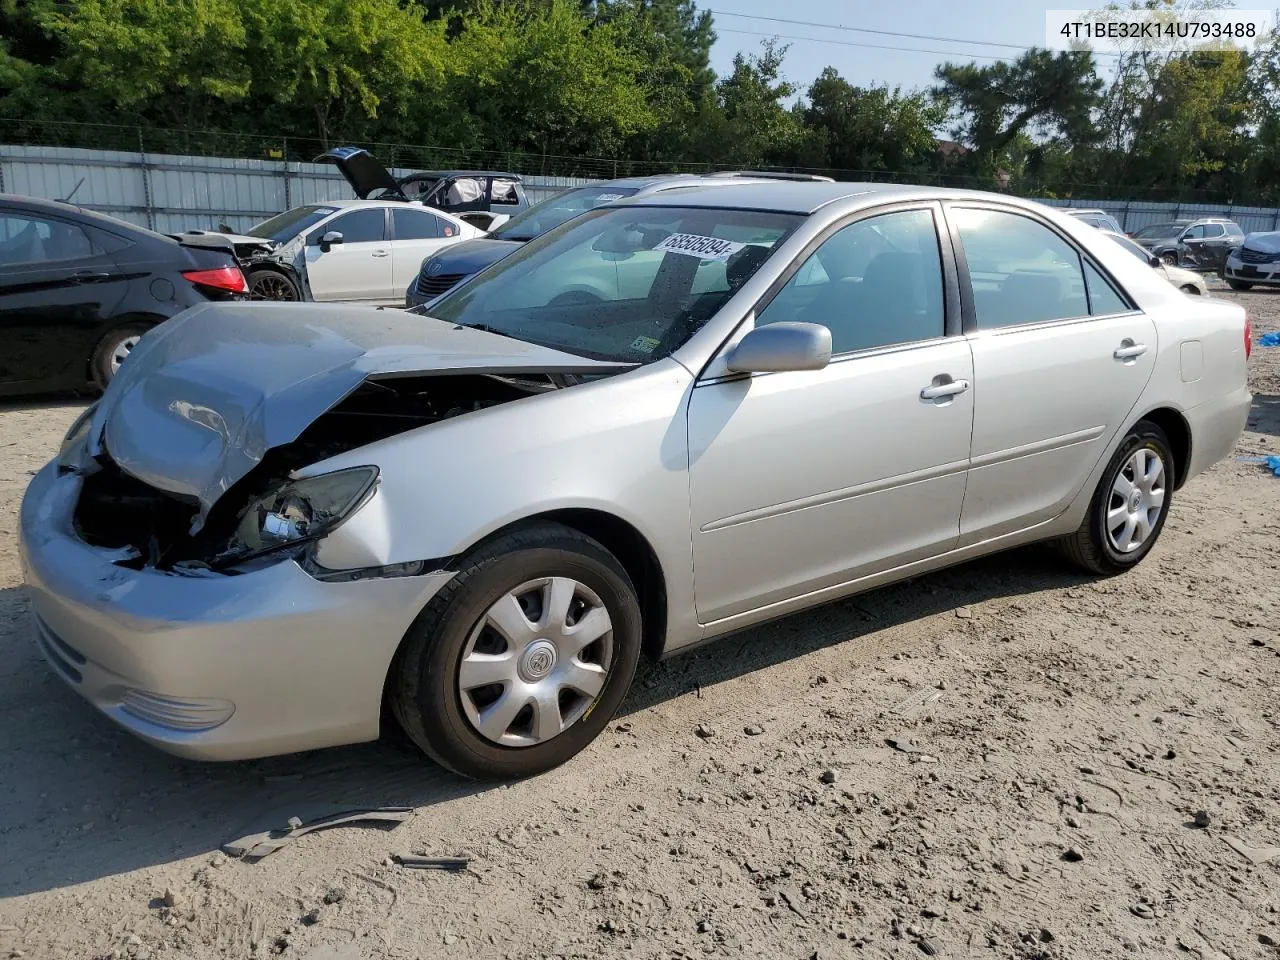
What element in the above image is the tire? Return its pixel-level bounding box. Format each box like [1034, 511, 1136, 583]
[1180, 284, 1201, 295]
[1161, 252, 1179, 266]
[90, 322, 150, 390]
[1058, 420, 1174, 575]
[390, 521, 642, 781]
[247, 268, 300, 301]
[1226, 279, 1254, 291]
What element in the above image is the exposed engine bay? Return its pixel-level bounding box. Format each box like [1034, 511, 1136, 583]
[73, 372, 586, 572]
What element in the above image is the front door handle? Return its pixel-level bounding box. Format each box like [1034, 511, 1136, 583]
[1114, 339, 1148, 361]
[920, 378, 970, 401]
[72, 270, 111, 283]
[371, 250, 389, 258]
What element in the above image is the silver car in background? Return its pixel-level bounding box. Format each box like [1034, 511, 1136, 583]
[21, 182, 1252, 780]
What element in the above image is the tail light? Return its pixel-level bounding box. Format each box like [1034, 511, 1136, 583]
[1245, 314, 1253, 360]
[182, 265, 247, 294]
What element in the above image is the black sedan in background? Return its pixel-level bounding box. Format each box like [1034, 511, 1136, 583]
[0, 194, 247, 397]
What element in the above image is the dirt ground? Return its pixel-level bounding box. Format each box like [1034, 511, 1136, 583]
[2, 283, 1279, 960]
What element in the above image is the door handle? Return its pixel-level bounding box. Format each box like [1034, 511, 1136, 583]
[1113, 339, 1148, 361]
[72, 271, 111, 283]
[371, 250, 389, 258]
[920, 378, 970, 401]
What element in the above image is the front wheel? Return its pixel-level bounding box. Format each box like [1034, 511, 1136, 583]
[1226, 279, 1254, 291]
[248, 269, 300, 301]
[1161, 252, 1179, 267]
[390, 522, 642, 780]
[1180, 284, 1202, 295]
[1057, 421, 1174, 575]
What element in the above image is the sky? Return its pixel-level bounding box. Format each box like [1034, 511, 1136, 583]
[705, 0, 1079, 96]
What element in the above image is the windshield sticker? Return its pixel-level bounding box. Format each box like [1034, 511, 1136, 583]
[653, 233, 746, 262]
[592, 194, 626, 205]
[630, 335, 662, 353]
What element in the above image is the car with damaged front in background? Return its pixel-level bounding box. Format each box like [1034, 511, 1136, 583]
[21, 182, 1252, 781]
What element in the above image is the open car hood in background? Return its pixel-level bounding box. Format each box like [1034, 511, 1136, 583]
[1242, 232, 1280, 254]
[88, 303, 627, 524]
[315, 146, 406, 201]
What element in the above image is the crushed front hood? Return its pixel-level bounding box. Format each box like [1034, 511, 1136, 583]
[1243, 231, 1280, 254]
[89, 302, 625, 524]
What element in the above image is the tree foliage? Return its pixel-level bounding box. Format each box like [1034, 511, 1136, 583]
[2, 0, 1280, 203]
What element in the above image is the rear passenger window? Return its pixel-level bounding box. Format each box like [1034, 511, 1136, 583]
[756, 209, 945, 353]
[1083, 261, 1129, 315]
[953, 208, 1088, 329]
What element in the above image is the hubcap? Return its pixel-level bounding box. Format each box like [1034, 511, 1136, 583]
[458, 577, 614, 748]
[1106, 446, 1166, 554]
[110, 335, 141, 376]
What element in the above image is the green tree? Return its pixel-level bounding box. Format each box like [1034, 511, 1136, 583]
[33, 0, 251, 128]
[934, 49, 1103, 176]
[242, 0, 449, 147]
[696, 39, 802, 167]
[799, 67, 944, 174]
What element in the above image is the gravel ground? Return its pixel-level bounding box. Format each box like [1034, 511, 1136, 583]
[2, 284, 1280, 960]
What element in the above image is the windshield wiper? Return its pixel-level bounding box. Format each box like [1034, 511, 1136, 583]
[452, 322, 523, 343]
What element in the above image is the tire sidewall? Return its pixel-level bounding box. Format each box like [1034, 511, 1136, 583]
[1090, 424, 1174, 569]
[403, 539, 642, 780]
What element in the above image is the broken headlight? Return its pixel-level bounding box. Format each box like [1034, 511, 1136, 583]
[56, 403, 100, 473]
[219, 466, 379, 565]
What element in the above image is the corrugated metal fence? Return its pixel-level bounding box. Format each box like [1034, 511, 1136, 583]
[4, 143, 1280, 236]
[0, 144, 598, 236]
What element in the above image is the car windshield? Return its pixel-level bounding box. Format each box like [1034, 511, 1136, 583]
[493, 185, 643, 242]
[1109, 233, 1155, 263]
[425, 205, 801, 363]
[1133, 222, 1186, 240]
[246, 205, 336, 244]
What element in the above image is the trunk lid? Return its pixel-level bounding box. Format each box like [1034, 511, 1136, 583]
[315, 147, 406, 201]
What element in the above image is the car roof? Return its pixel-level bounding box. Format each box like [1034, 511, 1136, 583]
[0, 192, 170, 239]
[605, 181, 1062, 215]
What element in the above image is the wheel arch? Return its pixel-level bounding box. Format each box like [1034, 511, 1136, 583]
[1134, 406, 1192, 490]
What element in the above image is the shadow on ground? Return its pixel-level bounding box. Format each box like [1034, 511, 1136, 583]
[0, 545, 1088, 898]
[1246, 394, 1280, 438]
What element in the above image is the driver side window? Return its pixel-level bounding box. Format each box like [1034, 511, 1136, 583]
[755, 208, 945, 354]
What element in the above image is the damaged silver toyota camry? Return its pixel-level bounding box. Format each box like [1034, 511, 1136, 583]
[21, 182, 1251, 779]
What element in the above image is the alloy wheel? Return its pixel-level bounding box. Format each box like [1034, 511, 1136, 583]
[1105, 447, 1166, 554]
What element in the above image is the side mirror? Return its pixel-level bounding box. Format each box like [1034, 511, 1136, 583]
[319, 230, 344, 252]
[1148, 254, 1162, 268]
[725, 322, 832, 374]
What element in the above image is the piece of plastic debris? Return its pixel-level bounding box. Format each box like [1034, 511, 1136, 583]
[1257, 331, 1280, 347]
[223, 805, 413, 861]
[393, 854, 471, 871]
[1237, 455, 1280, 476]
[1222, 835, 1280, 865]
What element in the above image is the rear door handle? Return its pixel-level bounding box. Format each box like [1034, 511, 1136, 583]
[72, 271, 111, 283]
[1114, 340, 1148, 361]
[920, 378, 970, 401]
[372, 250, 389, 258]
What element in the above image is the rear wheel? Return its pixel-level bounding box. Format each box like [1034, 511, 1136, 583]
[390, 522, 642, 781]
[1058, 421, 1173, 575]
[248, 269, 300, 301]
[1226, 279, 1254, 291]
[90, 323, 150, 389]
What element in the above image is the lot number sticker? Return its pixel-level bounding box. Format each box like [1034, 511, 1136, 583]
[654, 233, 745, 262]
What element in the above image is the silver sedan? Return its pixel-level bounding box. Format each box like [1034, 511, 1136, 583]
[20, 182, 1252, 779]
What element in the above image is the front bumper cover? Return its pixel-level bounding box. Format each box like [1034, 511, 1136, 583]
[19, 462, 452, 761]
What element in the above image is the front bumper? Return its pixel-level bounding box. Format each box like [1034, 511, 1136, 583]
[1223, 256, 1280, 286]
[19, 462, 453, 760]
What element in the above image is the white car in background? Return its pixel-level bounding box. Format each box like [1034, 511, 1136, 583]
[1105, 231, 1208, 296]
[179, 201, 483, 305]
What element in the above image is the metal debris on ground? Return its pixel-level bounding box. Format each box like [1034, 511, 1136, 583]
[222, 805, 413, 861]
[393, 854, 471, 871]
